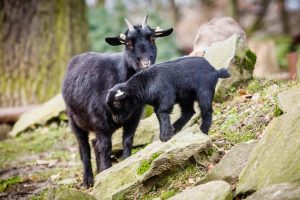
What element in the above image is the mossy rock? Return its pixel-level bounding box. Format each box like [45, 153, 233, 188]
[277, 84, 300, 113]
[204, 34, 256, 101]
[236, 110, 300, 195]
[92, 126, 213, 200]
[197, 140, 257, 185]
[245, 183, 300, 200]
[9, 94, 66, 137]
[46, 187, 96, 200]
[169, 181, 232, 200]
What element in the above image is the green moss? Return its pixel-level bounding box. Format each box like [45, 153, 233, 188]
[0, 176, 22, 193]
[274, 106, 283, 117]
[160, 189, 177, 199]
[205, 147, 215, 157]
[244, 49, 257, 71]
[246, 79, 262, 94]
[137, 151, 164, 175]
[224, 132, 256, 144]
[137, 160, 152, 175]
[235, 49, 257, 74]
[150, 151, 163, 160]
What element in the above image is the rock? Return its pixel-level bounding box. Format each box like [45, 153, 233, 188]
[245, 183, 300, 200]
[47, 187, 96, 200]
[112, 105, 197, 153]
[169, 180, 232, 200]
[248, 40, 286, 80]
[9, 94, 66, 137]
[278, 84, 300, 113]
[197, 140, 257, 185]
[92, 126, 216, 200]
[190, 17, 246, 57]
[111, 113, 159, 152]
[57, 178, 77, 185]
[203, 34, 256, 101]
[189, 18, 256, 100]
[236, 110, 300, 195]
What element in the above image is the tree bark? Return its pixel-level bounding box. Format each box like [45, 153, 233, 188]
[0, 0, 89, 107]
[278, 0, 290, 34]
[228, 0, 239, 22]
[247, 0, 272, 36]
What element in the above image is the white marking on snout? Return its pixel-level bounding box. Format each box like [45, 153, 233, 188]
[115, 89, 124, 97]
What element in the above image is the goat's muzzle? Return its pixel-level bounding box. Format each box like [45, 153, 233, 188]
[140, 59, 151, 68]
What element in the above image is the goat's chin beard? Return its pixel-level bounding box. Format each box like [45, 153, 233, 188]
[112, 115, 125, 124]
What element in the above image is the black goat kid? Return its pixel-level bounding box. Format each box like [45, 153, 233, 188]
[62, 15, 173, 187]
[107, 57, 230, 142]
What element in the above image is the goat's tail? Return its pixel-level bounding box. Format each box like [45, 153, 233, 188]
[217, 68, 230, 78]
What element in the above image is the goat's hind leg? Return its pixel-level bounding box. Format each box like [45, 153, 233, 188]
[92, 138, 101, 173]
[197, 90, 213, 134]
[69, 118, 94, 187]
[173, 101, 195, 133]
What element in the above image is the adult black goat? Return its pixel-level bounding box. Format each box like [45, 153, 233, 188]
[62, 15, 173, 187]
[106, 57, 230, 142]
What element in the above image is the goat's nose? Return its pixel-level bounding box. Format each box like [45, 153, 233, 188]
[140, 58, 151, 68]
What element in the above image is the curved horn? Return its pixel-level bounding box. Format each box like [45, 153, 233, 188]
[142, 14, 148, 29]
[124, 18, 134, 31]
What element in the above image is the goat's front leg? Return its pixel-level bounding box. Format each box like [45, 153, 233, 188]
[156, 111, 175, 142]
[95, 132, 112, 172]
[122, 106, 144, 159]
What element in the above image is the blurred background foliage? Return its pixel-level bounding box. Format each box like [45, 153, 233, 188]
[87, 4, 180, 62]
[1, 0, 300, 108]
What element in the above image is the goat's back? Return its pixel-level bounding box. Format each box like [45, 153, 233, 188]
[150, 56, 219, 89]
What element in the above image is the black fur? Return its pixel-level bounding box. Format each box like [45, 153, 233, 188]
[62, 23, 173, 187]
[107, 57, 230, 142]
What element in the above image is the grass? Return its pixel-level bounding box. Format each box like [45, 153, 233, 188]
[0, 176, 22, 193]
[0, 124, 76, 169]
[210, 79, 298, 146]
[30, 188, 48, 200]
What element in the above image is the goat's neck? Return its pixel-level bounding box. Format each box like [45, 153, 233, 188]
[122, 54, 136, 81]
[127, 72, 150, 104]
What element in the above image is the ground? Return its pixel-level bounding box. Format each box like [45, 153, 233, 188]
[0, 79, 297, 200]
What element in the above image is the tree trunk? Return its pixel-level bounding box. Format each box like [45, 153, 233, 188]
[247, 0, 272, 36]
[0, 0, 89, 107]
[228, 0, 239, 22]
[278, 0, 290, 34]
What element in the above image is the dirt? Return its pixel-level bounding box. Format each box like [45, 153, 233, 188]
[0, 125, 85, 199]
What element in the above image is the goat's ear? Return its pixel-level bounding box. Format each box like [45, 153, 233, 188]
[105, 34, 126, 46]
[155, 28, 173, 38]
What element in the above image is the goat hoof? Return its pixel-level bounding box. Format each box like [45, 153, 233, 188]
[83, 176, 94, 188]
[160, 133, 173, 142]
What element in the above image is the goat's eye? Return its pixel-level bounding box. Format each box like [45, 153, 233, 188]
[150, 36, 155, 43]
[126, 40, 133, 48]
